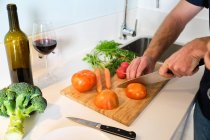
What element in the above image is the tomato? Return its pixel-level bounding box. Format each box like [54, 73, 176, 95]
[71, 70, 96, 92]
[94, 89, 119, 110]
[125, 83, 147, 100]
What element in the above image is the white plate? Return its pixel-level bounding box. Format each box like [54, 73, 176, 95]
[40, 126, 110, 140]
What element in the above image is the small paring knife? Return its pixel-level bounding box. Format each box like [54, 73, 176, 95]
[67, 117, 136, 140]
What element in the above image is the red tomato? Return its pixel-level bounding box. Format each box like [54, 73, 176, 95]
[71, 70, 96, 92]
[125, 83, 147, 100]
[94, 89, 119, 110]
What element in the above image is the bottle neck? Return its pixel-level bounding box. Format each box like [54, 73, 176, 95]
[7, 9, 20, 31]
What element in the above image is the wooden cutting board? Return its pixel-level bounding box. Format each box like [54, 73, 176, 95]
[60, 69, 168, 126]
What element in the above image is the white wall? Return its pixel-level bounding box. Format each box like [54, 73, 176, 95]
[0, 0, 138, 43]
[0, 0, 209, 88]
[137, 0, 208, 20]
[138, 0, 179, 10]
[0, 0, 137, 88]
[0, 0, 138, 88]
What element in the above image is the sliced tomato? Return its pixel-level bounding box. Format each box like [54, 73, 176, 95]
[125, 83, 147, 100]
[94, 89, 119, 110]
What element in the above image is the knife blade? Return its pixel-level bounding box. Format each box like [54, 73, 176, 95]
[117, 71, 171, 88]
[67, 117, 136, 140]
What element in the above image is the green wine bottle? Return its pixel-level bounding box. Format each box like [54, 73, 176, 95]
[4, 4, 33, 85]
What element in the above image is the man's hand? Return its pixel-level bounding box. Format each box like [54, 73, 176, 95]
[159, 38, 207, 78]
[126, 56, 155, 79]
[204, 42, 210, 70]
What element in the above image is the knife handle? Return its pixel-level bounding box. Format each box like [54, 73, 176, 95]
[167, 59, 204, 75]
[100, 125, 136, 140]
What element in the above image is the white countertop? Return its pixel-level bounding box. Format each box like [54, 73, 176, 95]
[0, 27, 205, 139]
[0, 56, 204, 140]
[34, 65, 204, 140]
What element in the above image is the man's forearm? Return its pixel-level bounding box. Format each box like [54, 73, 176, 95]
[143, 13, 185, 62]
[143, 0, 203, 63]
[190, 37, 210, 59]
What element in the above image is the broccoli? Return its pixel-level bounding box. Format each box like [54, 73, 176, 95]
[0, 82, 47, 140]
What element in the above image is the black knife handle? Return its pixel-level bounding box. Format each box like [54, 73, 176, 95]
[100, 125, 136, 140]
[167, 59, 204, 75]
[198, 59, 204, 66]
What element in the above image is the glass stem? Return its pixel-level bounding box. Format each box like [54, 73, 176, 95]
[38, 53, 44, 59]
[45, 55, 49, 74]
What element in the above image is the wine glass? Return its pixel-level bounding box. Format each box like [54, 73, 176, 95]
[32, 22, 57, 85]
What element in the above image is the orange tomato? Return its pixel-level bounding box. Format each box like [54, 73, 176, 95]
[71, 70, 96, 92]
[94, 89, 119, 110]
[125, 83, 147, 100]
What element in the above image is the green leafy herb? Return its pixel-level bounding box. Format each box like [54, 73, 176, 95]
[83, 40, 136, 75]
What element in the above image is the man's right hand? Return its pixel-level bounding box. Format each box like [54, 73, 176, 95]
[204, 42, 210, 70]
[159, 38, 208, 78]
[126, 55, 155, 79]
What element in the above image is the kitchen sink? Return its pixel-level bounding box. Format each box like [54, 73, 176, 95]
[121, 37, 182, 62]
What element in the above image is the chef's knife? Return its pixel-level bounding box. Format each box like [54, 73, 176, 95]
[67, 117, 136, 140]
[117, 71, 170, 88]
[117, 59, 205, 88]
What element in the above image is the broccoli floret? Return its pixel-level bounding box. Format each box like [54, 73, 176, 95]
[6, 91, 16, 101]
[0, 105, 8, 117]
[25, 96, 47, 114]
[33, 86, 42, 96]
[8, 82, 35, 96]
[0, 88, 8, 117]
[0, 88, 7, 105]
[4, 100, 15, 116]
[0, 82, 47, 140]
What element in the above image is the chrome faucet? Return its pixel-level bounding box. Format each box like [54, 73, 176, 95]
[156, 0, 160, 8]
[120, 0, 137, 39]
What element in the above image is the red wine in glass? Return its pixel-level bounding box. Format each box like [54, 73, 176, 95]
[33, 39, 57, 55]
[32, 22, 58, 86]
